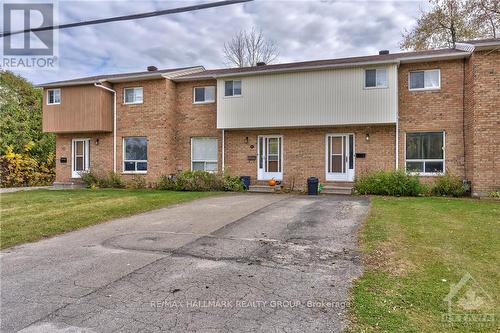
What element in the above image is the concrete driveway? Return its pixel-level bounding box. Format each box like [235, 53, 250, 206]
[1, 193, 369, 332]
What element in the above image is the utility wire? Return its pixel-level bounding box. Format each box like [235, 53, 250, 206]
[0, 0, 252, 37]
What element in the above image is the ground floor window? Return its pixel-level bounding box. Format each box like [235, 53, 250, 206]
[123, 137, 147, 172]
[405, 131, 444, 174]
[191, 137, 218, 172]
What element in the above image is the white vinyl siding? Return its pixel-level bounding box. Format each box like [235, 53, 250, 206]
[191, 137, 218, 172]
[193, 86, 215, 104]
[217, 65, 397, 129]
[409, 69, 440, 90]
[47, 89, 61, 105]
[123, 87, 143, 104]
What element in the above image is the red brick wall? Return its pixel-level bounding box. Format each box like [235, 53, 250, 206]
[398, 59, 466, 181]
[224, 125, 395, 189]
[55, 133, 112, 182]
[174, 80, 221, 172]
[465, 50, 500, 195]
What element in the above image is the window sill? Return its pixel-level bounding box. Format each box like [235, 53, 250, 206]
[122, 171, 147, 174]
[407, 172, 443, 177]
[47, 102, 61, 105]
[193, 101, 215, 105]
[363, 86, 388, 90]
[223, 95, 242, 99]
[123, 102, 143, 105]
[408, 88, 441, 92]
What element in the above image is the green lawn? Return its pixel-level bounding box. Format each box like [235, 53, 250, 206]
[0, 189, 218, 249]
[349, 197, 499, 333]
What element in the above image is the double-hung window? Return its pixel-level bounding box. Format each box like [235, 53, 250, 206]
[409, 69, 440, 90]
[405, 132, 444, 174]
[224, 80, 241, 97]
[47, 89, 61, 104]
[191, 137, 218, 172]
[124, 87, 143, 104]
[193, 86, 215, 104]
[364, 68, 387, 88]
[123, 137, 147, 172]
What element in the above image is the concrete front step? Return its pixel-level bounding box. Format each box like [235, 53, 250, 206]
[321, 182, 354, 195]
[248, 185, 281, 193]
[53, 181, 85, 189]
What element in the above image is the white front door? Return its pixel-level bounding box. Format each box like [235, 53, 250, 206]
[72, 139, 90, 178]
[257, 135, 283, 180]
[326, 134, 355, 181]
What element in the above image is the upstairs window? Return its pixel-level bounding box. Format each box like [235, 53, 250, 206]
[191, 137, 218, 172]
[224, 80, 241, 97]
[365, 69, 387, 88]
[123, 137, 147, 173]
[409, 69, 440, 90]
[47, 89, 61, 105]
[193, 86, 215, 104]
[405, 132, 444, 174]
[124, 87, 143, 104]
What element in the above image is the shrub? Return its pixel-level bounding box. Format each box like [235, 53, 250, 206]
[0, 145, 55, 187]
[488, 191, 500, 198]
[223, 175, 245, 192]
[156, 175, 176, 190]
[354, 170, 422, 196]
[155, 171, 244, 192]
[431, 172, 469, 197]
[126, 175, 147, 189]
[81, 170, 124, 189]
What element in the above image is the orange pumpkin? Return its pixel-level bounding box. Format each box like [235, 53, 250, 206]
[268, 179, 276, 187]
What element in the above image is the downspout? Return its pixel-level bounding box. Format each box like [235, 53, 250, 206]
[94, 82, 117, 173]
[395, 62, 400, 170]
[221, 129, 225, 172]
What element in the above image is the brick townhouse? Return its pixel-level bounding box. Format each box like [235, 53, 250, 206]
[41, 38, 499, 196]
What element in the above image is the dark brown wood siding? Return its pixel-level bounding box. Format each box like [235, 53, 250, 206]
[42, 85, 113, 133]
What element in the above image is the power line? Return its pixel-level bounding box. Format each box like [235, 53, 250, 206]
[0, 0, 252, 38]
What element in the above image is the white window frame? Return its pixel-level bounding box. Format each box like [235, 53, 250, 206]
[364, 68, 388, 89]
[193, 86, 216, 104]
[404, 131, 445, 176]
[408, 69, 441, 91]
[71, 138, 90, 178]
[224, 80, 242, 97]
[122, 137, 148, 174]
[123, 87, 143, 104]
[47, 89, 61, 105]
[191, 137, 218, 172]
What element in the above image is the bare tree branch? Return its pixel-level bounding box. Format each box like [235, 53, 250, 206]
[223, 27, 279, 67]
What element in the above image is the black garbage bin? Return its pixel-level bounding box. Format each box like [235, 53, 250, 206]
[307, 177, 319, 195]
[240, 176, 251, 190]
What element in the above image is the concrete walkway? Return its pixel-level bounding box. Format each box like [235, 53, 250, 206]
[0, 186, 52, 193]
[1, 193, 369, 332]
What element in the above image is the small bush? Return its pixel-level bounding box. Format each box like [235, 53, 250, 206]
[223, 175, 245, 192]
[431, 172, 468, 197]
[488, 191, 500, 198]
[156, 175, 176, 190]
[126, 175, 147, 189]
[354, 170, 422, 196]
[81, 170, 124, 189]
[155, 171, 244, 192]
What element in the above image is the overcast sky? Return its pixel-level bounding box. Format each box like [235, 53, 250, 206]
[8, 0, 427, 84]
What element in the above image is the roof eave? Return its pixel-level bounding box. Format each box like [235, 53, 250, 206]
[38, 66, 205, 88]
